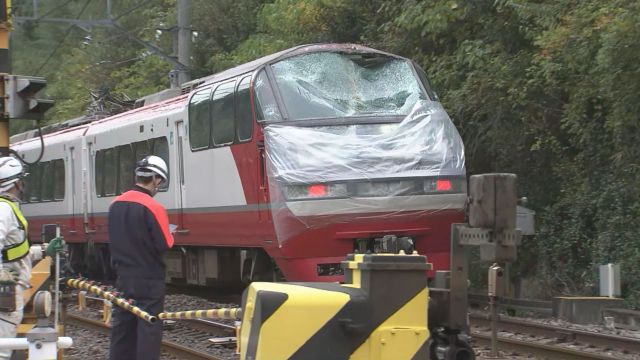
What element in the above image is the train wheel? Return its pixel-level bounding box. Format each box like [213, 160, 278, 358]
[68, 243, 87, 275]
[428, 334, 475, 360]
[85, 241, 104, 279]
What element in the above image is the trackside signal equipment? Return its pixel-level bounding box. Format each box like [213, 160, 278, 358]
[4, 75, 54, 120]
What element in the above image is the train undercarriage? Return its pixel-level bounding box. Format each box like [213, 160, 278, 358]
[68, 233, 425, 287]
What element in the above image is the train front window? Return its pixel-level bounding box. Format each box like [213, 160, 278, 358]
[270, 52, 427, 120]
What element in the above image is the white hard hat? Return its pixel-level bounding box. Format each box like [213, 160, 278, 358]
[0, 157, 28, 192]
[135, 155, 168, 184]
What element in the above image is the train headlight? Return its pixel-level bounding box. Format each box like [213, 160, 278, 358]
[283, 183, 348, 200]
[423, 178, 466, 193]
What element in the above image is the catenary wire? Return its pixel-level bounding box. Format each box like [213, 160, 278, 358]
[34, 0, 92, 76]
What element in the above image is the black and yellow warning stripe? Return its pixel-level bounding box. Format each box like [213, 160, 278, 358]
[240, 253, 430, 360]
[158, 308, 242, 320]
[66, 278, 157, 323]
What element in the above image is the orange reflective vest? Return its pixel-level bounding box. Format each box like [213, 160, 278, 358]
[112, 190, 174, 248]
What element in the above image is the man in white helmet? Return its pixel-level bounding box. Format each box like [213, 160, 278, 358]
[108, 155, 174, 360]
[0, 157, 31, 360]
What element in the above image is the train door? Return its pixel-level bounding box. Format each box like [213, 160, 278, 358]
[82, 139, 96, 234]
[68, 146, 77, 234]
[174, 120, 187, 231]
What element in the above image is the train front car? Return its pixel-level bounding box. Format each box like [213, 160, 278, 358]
[257, 45, 466, 282]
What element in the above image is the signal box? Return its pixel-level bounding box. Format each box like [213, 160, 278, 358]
[2, 75, 54, 120]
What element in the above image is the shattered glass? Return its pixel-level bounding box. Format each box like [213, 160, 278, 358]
[270, 52, 427, 120]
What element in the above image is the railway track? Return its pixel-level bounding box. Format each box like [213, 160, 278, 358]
[65, 313, 237, 360]
[470, 313, 640, 359]
[468, 293, 553, 314]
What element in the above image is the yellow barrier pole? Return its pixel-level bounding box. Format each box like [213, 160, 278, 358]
[66, 279, 157, 323]
[158, 308, 242, 320]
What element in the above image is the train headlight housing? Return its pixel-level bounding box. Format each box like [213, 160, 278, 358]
[284, 183, 348, 200]
[424, 178, 466, 193]
[354, 180, 420, 197]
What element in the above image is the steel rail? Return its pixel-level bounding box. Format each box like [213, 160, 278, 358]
[468, 293, 553, 314]
[471, 313, 640, 355]
[180, 318, 237, 336]
[471, 331, 622, 360]
[65, 313, 226, 360]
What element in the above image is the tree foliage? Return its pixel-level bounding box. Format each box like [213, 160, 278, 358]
[10, 0, 640, 305]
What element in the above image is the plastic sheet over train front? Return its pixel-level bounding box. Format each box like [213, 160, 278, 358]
[264, 100, 466, 243]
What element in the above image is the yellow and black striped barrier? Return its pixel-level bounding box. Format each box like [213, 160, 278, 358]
[239, 252, 432, 360]
[66, 278, 158, 324]
[159, 308, 242, 320]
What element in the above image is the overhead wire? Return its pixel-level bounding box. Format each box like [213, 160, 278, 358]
[31, 0, 77, 22]
[112, 0, 156, 21]
[34, 0, 92, 76]
[23, 0, 91, 165]
[15, 0, 159, 165]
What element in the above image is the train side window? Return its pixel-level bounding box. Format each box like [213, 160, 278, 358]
[151, 137, 170, 191]
[95, 150, 105, 197]
[189, 87, 212, 150]
[236, 76, 253, 142]
[41, 161, 54, 201]
[210, 81, 236, 146]
[28, 163, 41, 202]
[133, 140, 151, 162]
[103, 148, 117, 197]
[118, 145, 134, 194]
[53, 159, 65, 201]
[254, 69, 281, 122]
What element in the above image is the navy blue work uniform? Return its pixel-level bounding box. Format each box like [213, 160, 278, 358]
[108, 185, 174, 360]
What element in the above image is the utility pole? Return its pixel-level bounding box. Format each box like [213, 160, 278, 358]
[0, 0, 11, 154]
[175, 0, 190, 87]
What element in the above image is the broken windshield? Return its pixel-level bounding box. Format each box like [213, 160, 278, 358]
[270, 52, 427, 120]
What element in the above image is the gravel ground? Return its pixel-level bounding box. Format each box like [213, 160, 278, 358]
[63, 323, 180, 360]
[63, 293, 239, 360]
[64, 292, 640, 359]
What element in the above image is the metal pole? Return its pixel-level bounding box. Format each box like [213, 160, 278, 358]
[54, 227, 60, 330]
[54, 254, 60, 328]
[106, 0, 112, 19]
[177, 0, 190, 86]
[490, 295, 498, 357]
[0, 0, 10, 156]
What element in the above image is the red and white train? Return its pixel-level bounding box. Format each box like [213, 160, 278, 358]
[11, 44, 466, 285]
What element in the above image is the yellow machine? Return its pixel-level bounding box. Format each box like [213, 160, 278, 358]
[239, 252, 430, 360]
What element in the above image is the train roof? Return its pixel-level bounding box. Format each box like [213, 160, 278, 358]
[181, 43, 404, 92]
[11, 43, 402, 146]
[85, 93, 188, 135]
[11, 94, 188, 148]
